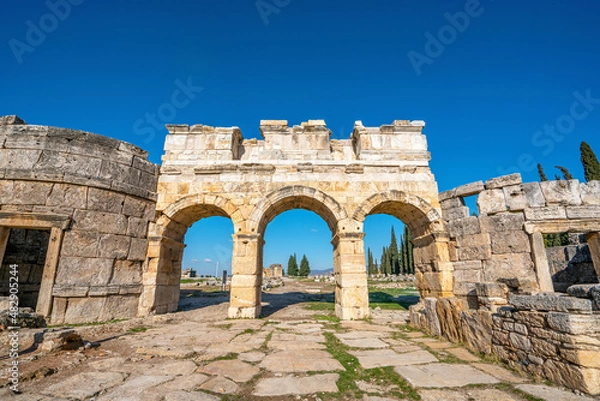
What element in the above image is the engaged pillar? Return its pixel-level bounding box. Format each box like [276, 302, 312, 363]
[228, 233, 263, 318]
[332, 232, 370, 320]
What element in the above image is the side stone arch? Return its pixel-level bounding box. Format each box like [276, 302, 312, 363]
[139, 194, 243, 315]
[352, 190, 453, 298]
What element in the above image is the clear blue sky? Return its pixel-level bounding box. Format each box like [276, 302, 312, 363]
[2, 1, 599, 275]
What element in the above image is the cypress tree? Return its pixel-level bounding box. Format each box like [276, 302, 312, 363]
[537, 163, 548, 181]
[299, 254, 311, 277]
[580, 142, 600, 181]
[555, 166, 573, 180]
[390, 226, 399, 275]
[405, 226, 414, 274]
[287, 253, 298, 276]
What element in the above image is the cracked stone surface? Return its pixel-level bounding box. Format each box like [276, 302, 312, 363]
[1, 279, 584, 400]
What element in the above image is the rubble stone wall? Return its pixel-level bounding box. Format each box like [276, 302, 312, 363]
[0, 118, 159, 324]
[410, 173, 600, 394]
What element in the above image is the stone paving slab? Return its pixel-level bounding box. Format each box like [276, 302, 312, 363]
[158, 373, 210, 391]
[350, 349, 438, 369]
[253, 373, 340, 396]
[197, 359, 260, 382]
[339, 337, 390, 349]
[260, 349, 344, 372]
[516, 384, 596, 400]
[416, 338, 455, 349]
[445, 347, 480, 361]
[394, 363, 500, 388]
[199, 376, 239, 394]
[238, 351, 266, 362]
[419, 388, 522, 401]
[471, 363, 529, 383]
[163, 390, 220, 401]
[97, 375, 174, 401]
[41, 371, 127, 399]
[392, 345, 423, 353]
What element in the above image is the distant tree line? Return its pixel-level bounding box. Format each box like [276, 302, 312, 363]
[287, 253, 311, 277]
[367, 226, 414, 275]
[538, 141, 599, 248]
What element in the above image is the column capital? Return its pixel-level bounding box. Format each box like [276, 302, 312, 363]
[232, 232, 264, 244]
[331, 231, 365, 246]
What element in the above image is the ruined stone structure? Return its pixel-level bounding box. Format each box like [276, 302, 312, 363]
[0, 117, 158, 324]
[1, 115, 599, 394]
[263, 264, 283, 278]
[410, 175, 600, 394]
[144, 119, 451, 320]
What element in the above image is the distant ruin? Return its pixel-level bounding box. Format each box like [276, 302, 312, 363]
[0, 116, 598, 394]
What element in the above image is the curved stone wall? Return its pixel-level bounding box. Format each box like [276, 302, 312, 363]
[0, 116, 158, 324]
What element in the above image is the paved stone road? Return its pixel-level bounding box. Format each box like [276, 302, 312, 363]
[1, 281, 597, 400]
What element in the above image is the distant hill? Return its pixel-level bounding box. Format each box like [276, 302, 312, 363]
[309, 268, 334, 276]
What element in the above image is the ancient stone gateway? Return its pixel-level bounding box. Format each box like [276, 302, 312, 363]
[141, 119, 453, 319]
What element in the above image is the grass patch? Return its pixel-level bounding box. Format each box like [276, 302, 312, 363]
[368, 287, 420, 310]
[313, 314, 340, 323]
[128, 326, 149, 333]
[304, 302, 335, 311]
[321, 331, 420, 400]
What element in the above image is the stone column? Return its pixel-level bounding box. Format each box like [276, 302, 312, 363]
[228, 233, 263, 319]
[332, 232, 370, 320]
[36, 227, 64, 317]
[586, 232, 600, 280]
[530, 232, 554, 292]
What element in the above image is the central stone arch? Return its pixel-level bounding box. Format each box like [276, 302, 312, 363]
[147, 119, 449, 320]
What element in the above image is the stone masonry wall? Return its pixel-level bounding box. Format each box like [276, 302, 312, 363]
[0, 116, 159, 324]
[410, 173, 600, 395]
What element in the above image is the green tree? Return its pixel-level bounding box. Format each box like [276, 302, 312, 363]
[366, 247, 375, 275]
[287, 253, 298, 276]
[389, 226, 399, 275]
[381, 246, 391, 276]
[299, 254, 311, 277]
[404, 226, 414, 274]
[555, 165, 573, 180]
[580, 141, 600, 181]
[537, 163, 548, 181]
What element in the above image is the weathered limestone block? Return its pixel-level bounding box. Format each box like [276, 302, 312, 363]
[460, 310, 493, 354]
[524, 206, 567, 220]
[440, 197, 464, 210]
[475, 282, 509, 299]
[485, 173, 522, 189]
[423, 298, 441, 336]
[560, 348, 600, 369]
[541, 359, 600, 395]
[7, 181, 53, 205]
[566, 205, 600, 219]
[456, 233, 492, 260]
[128, 238, 148, 261]
[490, 230, 531, 253]
[436, 297, 467, 343]
[546, 312, 600, 335]
[483, 253, 535, 284]
[510, 293, 594, 313]
[72, 210, 128, 234]
[0, 115, 26, 125]
[479, 213, 525, 233]
[55, 257, 113, 287]
[126, 217, 148, 238]
[46, 184, 87, 209]
[61, 230, 99, 257]
[580, 181, 600, 205]
[540, 180, 582, 206]
[448, 216, 481, 236]
[123, 196, 149, 217]
[522, 182, 546, 207]
[503, 185, 528, 211]
[443, 206, 469, 221]
[454, 181, 485, 197]
[98, 234, 131, 259]
[87, 188, 125, 213]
